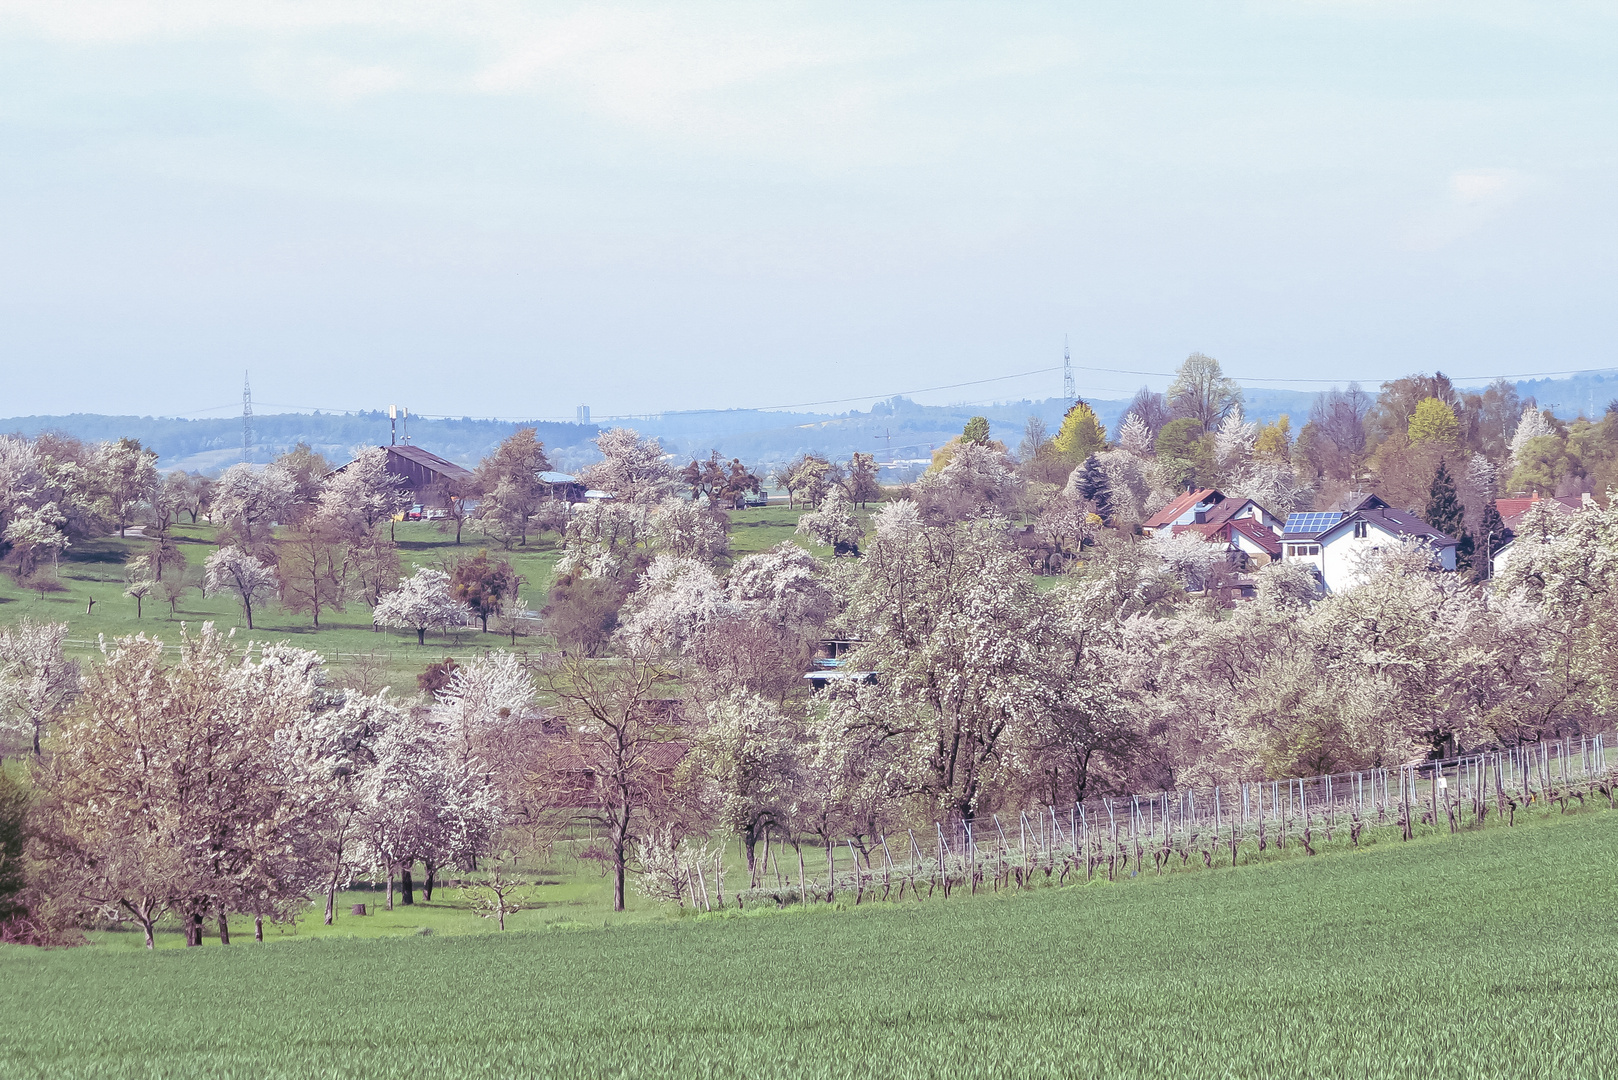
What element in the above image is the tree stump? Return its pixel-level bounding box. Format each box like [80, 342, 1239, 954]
[350, 904, 367, 916]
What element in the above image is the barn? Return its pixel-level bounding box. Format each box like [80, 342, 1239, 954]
[370, 444, 475, 509]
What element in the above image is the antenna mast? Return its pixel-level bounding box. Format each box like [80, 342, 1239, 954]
[242, 372, 254, 463]
[1063, 336, 1075, 408]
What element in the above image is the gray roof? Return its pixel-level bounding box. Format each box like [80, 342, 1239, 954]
[1318, 507, 1458, 547]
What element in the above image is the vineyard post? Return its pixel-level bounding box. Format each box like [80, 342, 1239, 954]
[879, 835, 894, 900]
[1399, 767, 1411, 840]
[693, 863, 710, 911]
[715, 849, 725, 909]
[1254, 782, 1265, 851]
[797, 845, 806, 905]
[967, 821, 977, 895]
[826, 840, 835, 903]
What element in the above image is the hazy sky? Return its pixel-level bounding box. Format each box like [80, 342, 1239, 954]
[1, 1, 1615, 421]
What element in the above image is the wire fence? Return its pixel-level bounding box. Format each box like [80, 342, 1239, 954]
[713, 734, 1617, 909]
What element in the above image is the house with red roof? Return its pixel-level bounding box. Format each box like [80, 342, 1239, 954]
[1494, 493, 1585, 532]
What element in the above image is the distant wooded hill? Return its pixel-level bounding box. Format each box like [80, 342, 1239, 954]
[6, 371, 1613, 475]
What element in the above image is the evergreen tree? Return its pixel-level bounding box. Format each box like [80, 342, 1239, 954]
[961, 416, 991, 446]
[1075, 454, 1113, 523]
[1425, 458, 1464, 540]
[1455, 530, 1476, 579]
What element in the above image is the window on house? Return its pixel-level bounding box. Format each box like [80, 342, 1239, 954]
[1354, 521, 1368, 539]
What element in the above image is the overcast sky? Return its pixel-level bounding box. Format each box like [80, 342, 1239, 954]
[1, 1, 1615, 421]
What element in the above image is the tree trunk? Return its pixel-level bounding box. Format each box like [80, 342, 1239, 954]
[422, 861, 437, 902]
[611, 825, 627, 913]
[742, 824, 759, 886]
[244, 598, 254, 630]
[325, 880, 337, 925]
[188, 912, 204, 947]
[135, 596, 142, 618]
[217, 910, 231, 945]
[386, 866, 395, 911]
[254, 915, 263, 942]
[416, 628, 426, 646]
[142, 919, 155, 949]
[455, 518, 463, 544]
[401, 867, 414, 905]
[480, 613, 489, 633]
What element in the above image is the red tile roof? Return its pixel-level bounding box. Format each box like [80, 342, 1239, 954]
[1227, 517, 1282, 556]
[1144, 488, 1221, 529]
[1496, 495, 1581, 530]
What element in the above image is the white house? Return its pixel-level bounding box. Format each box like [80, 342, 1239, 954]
[1282, 495, 1458, 594]
[1490, 538, 1516, 580]
[1145, 488, 1285, 540]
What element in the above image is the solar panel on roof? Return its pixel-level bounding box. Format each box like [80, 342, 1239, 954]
[1283, 512, 1341, 535]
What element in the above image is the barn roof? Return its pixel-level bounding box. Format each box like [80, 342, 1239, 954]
[382, 444, 475, 483]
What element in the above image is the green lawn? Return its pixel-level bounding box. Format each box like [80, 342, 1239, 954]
[0, 506, 847, 696]
[728, 503, 872, 558]
[4, 807, 1614, 1078]
[0, 521, 564, 694]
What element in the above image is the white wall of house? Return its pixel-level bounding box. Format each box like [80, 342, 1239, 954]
[1316, 521, 1456, 593]
[1230, 530, 1276, 562]
[1229, 501, 1284, 533]
[1490, 540, 1516, 580]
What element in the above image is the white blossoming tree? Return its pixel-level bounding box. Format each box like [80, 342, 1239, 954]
[203, 545, 280, 629]
[212, 462, 297, 545]
[373, 567, 472, 645]
[318, 446, 412, 538]
[0, 619, 78, 758]
[795, 487, 864, 554]
[579, 427, 679, 503]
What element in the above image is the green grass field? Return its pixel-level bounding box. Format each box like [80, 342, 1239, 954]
[4, 807, 1614, 1078]
[0, 505, 834, 696]
[0, 520, 565, 693]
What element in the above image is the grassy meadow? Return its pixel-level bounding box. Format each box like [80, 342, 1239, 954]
[3, 806, 1614, 1078]
[0, 504, 836, 694]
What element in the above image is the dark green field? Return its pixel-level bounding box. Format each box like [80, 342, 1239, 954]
[3, 808, 1614, 1079]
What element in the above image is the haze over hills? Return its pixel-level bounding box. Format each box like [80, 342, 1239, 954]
[5, 371, 1615, 477]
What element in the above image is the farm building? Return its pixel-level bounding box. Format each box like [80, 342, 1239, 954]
[539, 470, 588, 503]
[342, 445, 476, 510]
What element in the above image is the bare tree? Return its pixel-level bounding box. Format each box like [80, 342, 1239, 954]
[1166, 353, 1243, 432]
[538, 654, 680, 912]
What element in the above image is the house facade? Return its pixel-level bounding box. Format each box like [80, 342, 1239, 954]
[1282, 495, 1457, 593]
